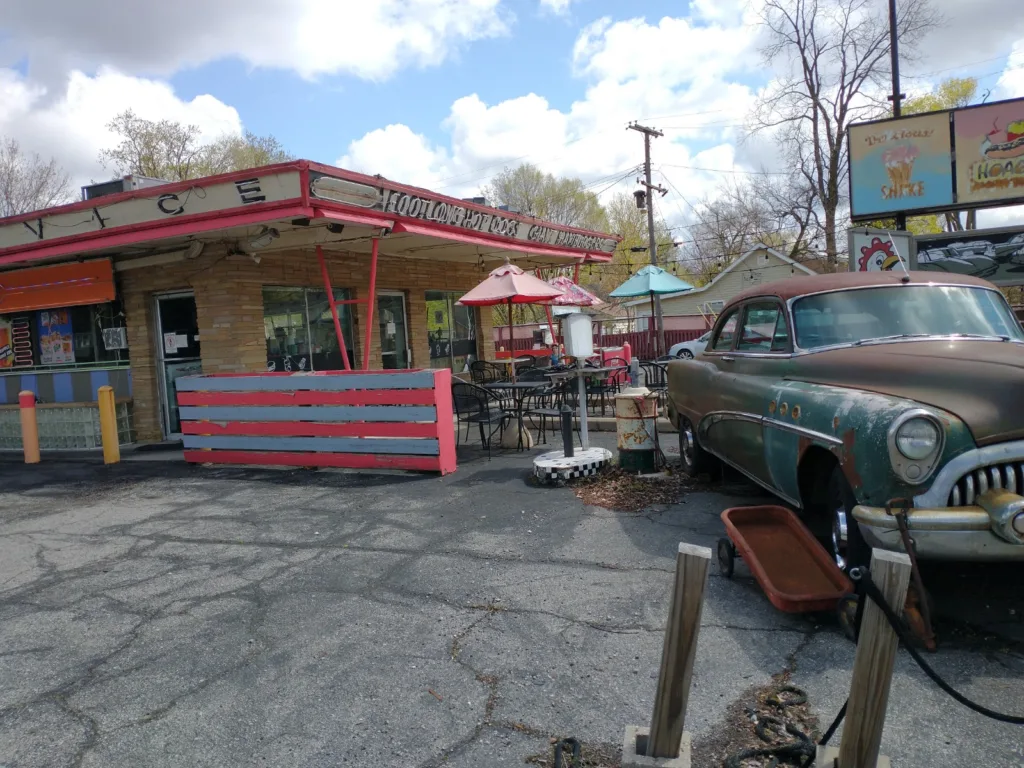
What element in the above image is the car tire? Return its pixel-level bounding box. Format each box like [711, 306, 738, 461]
[679, 416, 715, 477]
[826, 467, 869, 572]
[677, 349, 694, 359]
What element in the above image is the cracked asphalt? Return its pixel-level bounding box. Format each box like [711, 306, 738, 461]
[0, 434, 1022, 767]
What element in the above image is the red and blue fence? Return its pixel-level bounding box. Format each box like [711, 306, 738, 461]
[177, 369, 456, 475]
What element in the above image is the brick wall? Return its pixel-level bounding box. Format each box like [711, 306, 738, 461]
[119, 245, 496, 441]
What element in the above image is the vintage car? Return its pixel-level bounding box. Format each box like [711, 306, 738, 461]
[665, 271, 1024, 567]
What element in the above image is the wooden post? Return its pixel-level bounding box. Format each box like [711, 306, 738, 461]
[821, 549, 911, 768]
[647, 543, 711, 758]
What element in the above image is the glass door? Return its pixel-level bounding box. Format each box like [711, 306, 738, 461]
[377, 292, 409, 369]
[155, 293, 202, 437]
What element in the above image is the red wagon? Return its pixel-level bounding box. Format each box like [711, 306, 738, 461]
[718, 506, 853, 613]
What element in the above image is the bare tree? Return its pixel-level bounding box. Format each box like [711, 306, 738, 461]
[752, 0, 937, 266]
[0, 139, 72, 217]
[681, 176, 822, 282]
[100, 110, 292, 182]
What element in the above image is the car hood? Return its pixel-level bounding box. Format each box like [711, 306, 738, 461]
[787, 340, 1024, 446]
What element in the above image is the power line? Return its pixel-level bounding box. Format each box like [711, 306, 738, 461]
[902, 53, 1021, 81]
[660, 162, 789, 176]
[589, 168, 640, 197]
[637, 107, 734, 122]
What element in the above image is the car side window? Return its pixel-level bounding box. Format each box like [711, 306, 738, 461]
[771, 310, 791, 352]
[711, 310, 740, 351]
[737, 302, 781, 352]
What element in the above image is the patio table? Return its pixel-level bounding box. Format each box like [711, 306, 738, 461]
[483, 381, 547, 451]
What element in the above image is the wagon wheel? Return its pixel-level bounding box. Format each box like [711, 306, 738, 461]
[837, 593, 860, 643]
[717, 538, 735, 579]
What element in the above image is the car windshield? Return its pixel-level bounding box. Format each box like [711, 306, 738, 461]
[792, 285, 1024, 350]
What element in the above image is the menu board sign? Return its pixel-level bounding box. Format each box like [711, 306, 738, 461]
[38, 309, 75, 365]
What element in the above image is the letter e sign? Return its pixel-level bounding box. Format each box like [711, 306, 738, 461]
[235, 178, 266, 204]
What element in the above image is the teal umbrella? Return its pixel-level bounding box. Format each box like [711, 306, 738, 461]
[608, 265, 694, 297]
[609, 266, 694, 357]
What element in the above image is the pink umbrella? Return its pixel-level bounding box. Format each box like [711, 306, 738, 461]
[543, 275, 604, 354]
[459, 259, 564, 381]
[547, 275, 604, 307]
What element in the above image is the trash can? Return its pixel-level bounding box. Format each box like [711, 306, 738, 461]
[615, 386, 658, 473]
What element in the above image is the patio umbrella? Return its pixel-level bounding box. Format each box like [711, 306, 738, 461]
[544, 275, 604, 352]
[547, 275, 604, 307]
[458, 258, 564, 381]
[608, 265, 694, 357]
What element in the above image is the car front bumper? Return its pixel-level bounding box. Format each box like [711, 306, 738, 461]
[853, 490, 1024, 561]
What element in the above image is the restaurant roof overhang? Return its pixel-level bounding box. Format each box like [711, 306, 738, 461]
[0, 160, 620, 271]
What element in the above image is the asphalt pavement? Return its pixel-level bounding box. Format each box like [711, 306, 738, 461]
[0, 434, 1021, 767]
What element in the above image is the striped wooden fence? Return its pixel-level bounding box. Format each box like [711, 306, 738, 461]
[177, 369, 456, 475]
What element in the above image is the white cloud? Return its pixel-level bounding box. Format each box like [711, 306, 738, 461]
[539, 0, 572, 14]
[0, 0, 510, 85]
[337, 12, 763, 232]
[995, 39, 1024, 100]
[0, 67, 242, 188]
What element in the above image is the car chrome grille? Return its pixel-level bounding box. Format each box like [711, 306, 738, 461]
[948, 462, 1023, 506]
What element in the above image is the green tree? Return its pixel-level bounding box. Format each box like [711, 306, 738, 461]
[579, 192, 678, 296]
[483, 163, 610, 232]
[485, 164, 616, 330]
[99, 110, 292, 182]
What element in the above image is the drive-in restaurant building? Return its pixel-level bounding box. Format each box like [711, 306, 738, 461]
[0, 160, 619, 450]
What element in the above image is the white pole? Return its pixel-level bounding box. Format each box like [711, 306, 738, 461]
[577, 358, 589, 450]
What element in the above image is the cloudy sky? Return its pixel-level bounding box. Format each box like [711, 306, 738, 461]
[2, 0, 1024, 233]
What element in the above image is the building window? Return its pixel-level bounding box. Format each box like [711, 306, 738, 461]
[263, 287, 355, 372]
[0, 302, 129, 372]
[425, 291, 477, 372]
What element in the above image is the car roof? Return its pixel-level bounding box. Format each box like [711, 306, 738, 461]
[724, 271, 996, 309]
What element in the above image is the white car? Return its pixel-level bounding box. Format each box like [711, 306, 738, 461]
[668, 331, 711, 359]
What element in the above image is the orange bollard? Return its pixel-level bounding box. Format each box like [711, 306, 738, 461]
[19, 390, 40, 464]
[97, 385, 120, 464]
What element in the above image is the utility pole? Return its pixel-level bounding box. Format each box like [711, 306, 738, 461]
[888, 0, 908, 232]
[628, 122, 669, 357]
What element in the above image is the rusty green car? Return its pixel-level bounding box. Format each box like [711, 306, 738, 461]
[666, 271, 1024, 568]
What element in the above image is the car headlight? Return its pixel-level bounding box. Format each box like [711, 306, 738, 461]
[887, 410, 945, 485]
[895, 417, 941, 460]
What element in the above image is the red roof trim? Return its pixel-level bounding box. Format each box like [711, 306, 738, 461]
[0, 161, 309, 228]
[0, 203, 313, 268]
[312, 207, 395, 229]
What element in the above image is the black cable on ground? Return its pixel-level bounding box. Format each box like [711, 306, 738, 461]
[856, 573, 1024, 726]
[723, 685, 816, 767]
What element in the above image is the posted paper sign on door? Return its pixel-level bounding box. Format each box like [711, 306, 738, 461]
[38, 309, 75, 365]
[0, 317, 13, 369]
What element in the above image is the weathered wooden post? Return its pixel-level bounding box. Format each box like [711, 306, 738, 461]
[623, 542, 711, 768]
[817, 549, 912, 768]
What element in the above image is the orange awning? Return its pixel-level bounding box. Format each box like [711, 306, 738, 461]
[0, 259, 116, 313]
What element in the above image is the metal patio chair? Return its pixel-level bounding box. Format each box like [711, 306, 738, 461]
[451, 382, 512, 459]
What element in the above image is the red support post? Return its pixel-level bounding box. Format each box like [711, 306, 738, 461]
[317, 245, 351, 371]
[363, 236, 379, 370]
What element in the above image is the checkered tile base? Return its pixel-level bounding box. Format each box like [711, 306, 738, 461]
[533, 447, 613, 486]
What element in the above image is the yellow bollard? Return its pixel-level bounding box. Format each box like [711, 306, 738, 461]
[19, 390, 40, 464]
[97, 385, 120, 464]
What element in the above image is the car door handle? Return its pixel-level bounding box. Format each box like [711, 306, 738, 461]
[721, 355, 735, 362]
